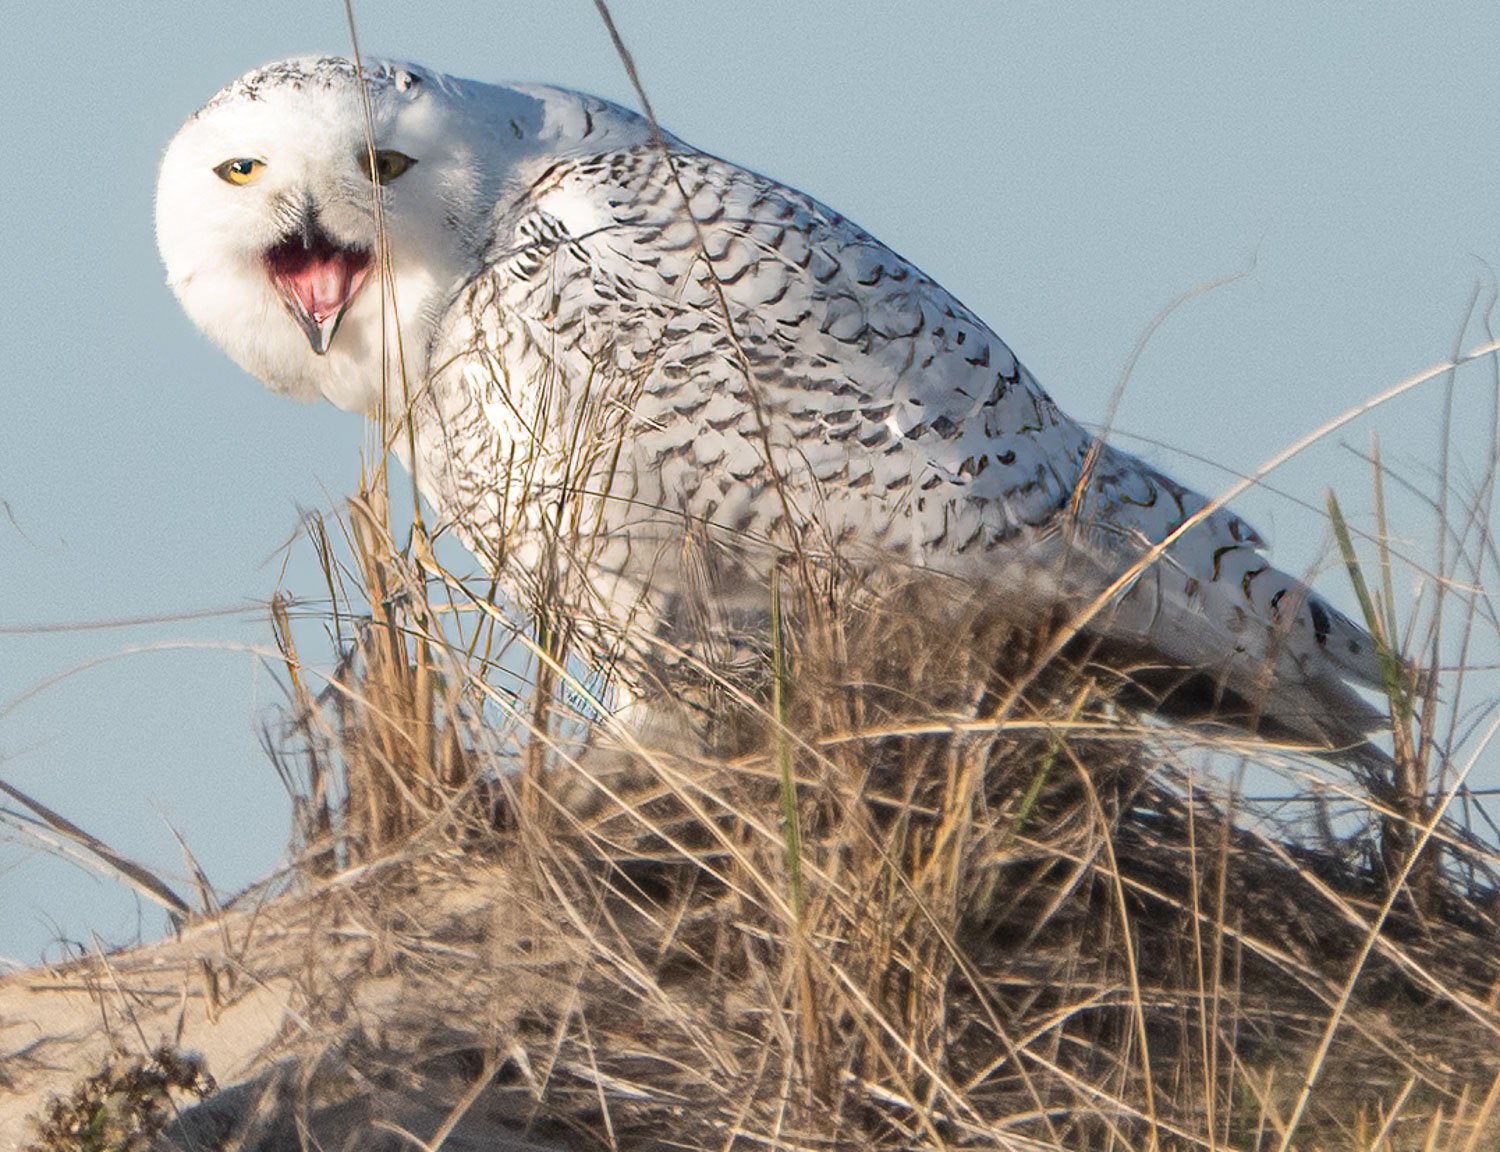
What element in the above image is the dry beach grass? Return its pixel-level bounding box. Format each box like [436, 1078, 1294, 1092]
[5, 442, 1500, 1151]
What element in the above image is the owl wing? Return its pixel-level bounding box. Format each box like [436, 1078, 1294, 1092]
[422, 141, 1389, 750]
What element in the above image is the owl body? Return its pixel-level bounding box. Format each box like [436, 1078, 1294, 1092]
[157, 58, 1388, 749]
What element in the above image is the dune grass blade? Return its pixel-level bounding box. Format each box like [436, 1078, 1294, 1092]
[770, 566, 803, 921]
[0, 773, 191, 919]
[1326, 488, 1414, 724]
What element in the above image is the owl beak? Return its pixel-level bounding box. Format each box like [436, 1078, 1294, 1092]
[264, 231, 372, 355]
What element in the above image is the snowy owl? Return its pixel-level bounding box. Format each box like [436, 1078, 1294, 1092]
[156, 57, 1390, 755]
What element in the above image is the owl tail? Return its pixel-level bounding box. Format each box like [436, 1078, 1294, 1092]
[1082, 536, 1401, 785]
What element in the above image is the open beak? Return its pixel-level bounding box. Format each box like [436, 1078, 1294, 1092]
[264, 226, 372, 356]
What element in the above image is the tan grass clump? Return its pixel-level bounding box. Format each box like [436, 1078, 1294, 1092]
[146, 471, 1500, 1152]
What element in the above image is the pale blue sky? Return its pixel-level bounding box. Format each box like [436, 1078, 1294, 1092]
[2, 2, 1498, 965]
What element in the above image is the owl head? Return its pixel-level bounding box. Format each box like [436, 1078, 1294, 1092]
[157, 57, 514, 412]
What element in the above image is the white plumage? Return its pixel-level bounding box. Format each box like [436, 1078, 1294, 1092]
[156, 57, 1389, 753]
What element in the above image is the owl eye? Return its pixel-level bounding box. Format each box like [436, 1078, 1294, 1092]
[362, 149, 418, 185]
[214, 157, 266, 186]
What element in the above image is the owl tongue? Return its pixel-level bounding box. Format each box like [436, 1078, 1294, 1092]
[265, 236, 372, 356]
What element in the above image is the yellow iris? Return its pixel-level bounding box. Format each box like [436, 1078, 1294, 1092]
[214, 158, 265, 186]
[363, 149, 417, 185]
